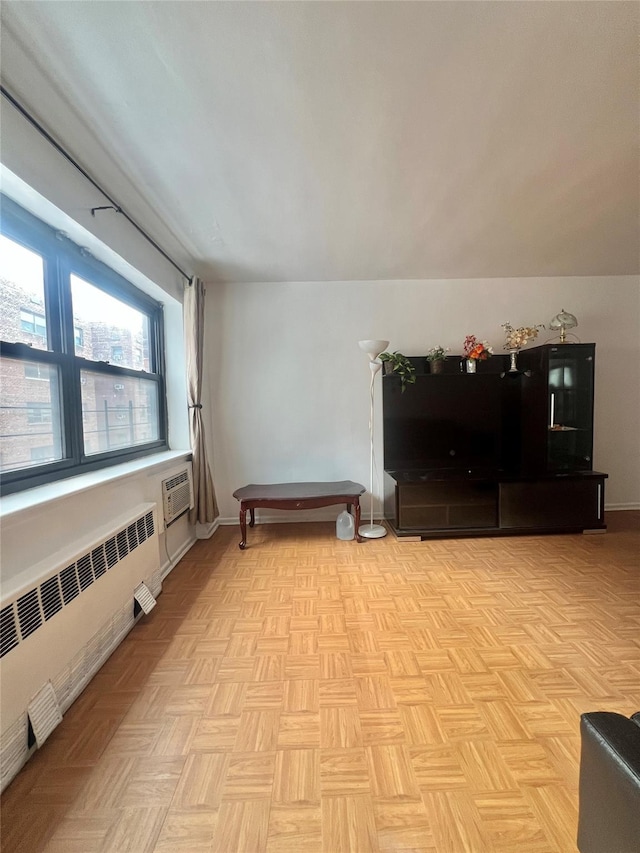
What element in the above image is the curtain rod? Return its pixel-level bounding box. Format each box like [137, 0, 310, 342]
[1, 85, 193, 284]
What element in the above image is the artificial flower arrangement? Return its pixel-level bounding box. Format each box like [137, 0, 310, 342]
[426, 345, 450, 362]
[501, 322, 544, 351]
[463, 335, 493, 361]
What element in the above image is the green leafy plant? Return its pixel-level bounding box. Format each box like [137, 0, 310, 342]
[379, 351, 416, 392]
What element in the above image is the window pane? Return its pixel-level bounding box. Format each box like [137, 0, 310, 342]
[70, 275, 150, 370]
[0, 357, 64, 472]
[27, 403, 53, 425]
[0, 235, 48, 350]
[81, 370, 159, 455]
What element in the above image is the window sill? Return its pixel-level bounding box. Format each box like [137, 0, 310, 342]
[0, 449, 191, 521]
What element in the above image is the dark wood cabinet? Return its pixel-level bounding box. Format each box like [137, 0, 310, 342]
[383, 347, 607, 539]
[499, 475, 605, 530]
[390, 475, 498, 531]
[517, 344, 595, 474]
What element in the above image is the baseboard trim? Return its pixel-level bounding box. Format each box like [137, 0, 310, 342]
[218, 507, 640, 522]
[217, 509, 368, 526]
[196, 519, 220, 539]
[217, 505, 640, 527]
[605, 503, 640, 512]
[161, 533, 197, 579]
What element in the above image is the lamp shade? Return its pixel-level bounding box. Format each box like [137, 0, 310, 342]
[549, 309, 578, 331]
[549, 309, 578, 343]
[358, 339, 389, 361]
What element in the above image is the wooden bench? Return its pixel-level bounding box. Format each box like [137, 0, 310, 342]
[232, 480, 366, 549]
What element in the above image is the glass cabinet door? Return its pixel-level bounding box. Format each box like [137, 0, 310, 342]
[547, 346, 594, 471]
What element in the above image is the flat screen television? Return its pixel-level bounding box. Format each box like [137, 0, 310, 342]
[382, 374, 505, 474]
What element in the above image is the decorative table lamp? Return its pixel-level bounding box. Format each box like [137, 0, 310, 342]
[549, 309, 578, 343]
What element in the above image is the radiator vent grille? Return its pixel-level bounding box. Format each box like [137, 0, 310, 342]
[0, 606, 19, 657]
[0, 510, 155, 660]
[134, 582, 156, 615]
[77, 554, 93, 591]
[162, 468, 193, 526]
[60, 565, 80, 605]
[116, 530, 129, 560]
[28, 682, 62, 748]
[40, 577, 63, 621]
[105, 537, 118, 569]
[136, 516, 147, 544]
[92, 546, 107, 579]
[17, 590, 42, 640]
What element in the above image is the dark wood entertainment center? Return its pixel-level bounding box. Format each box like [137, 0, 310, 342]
[383, 344, 607, 539]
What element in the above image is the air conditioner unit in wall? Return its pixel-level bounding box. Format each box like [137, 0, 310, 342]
[161, 466, 194, 527]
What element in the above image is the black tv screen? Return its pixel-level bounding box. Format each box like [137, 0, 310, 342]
[382, 374, 504, 473]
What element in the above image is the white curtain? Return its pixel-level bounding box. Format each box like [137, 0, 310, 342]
[184, 277, 218, 524]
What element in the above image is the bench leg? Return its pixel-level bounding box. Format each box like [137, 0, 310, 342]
[249, 508, 255, 528]
[239, 506, 248, 550]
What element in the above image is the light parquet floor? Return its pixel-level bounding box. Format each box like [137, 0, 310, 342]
[2, 512, 639, 852]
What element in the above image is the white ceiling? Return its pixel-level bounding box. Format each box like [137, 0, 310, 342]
[1, 1, 638, 283]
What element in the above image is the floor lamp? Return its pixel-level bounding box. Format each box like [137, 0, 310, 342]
[358, 339, 389, 539]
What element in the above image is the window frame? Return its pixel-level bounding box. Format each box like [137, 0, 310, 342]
[1, 195, 168, 495]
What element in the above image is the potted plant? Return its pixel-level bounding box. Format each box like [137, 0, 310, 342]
[501, 322, 544, 372]
[426, 346, 450, 374]
[379, 351, 416, 392]
[462, 335, 493, 373]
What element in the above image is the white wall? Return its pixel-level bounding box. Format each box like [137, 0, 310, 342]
[0, 93, 197, 588]
[207, 276, 640, 521]
[0, 456, 195, 597]
[0, 65, 189, 302]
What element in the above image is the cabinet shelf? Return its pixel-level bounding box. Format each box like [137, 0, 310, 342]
[383, 344, 606, 539]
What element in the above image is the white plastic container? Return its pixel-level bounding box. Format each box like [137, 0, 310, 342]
[336, 510, 355, 540]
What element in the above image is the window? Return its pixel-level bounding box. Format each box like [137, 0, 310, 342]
[27, 403, 52, 425]
[20, 309, 47, 339]
[24, 363, 49, 380]
[1, 234, 48, 352]
[0, 196, 167, 494]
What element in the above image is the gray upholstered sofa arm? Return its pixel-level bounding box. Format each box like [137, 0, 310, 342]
[577, 711, 640, 853]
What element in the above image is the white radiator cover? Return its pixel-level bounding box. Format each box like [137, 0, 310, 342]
[0, 502, 162, 791]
